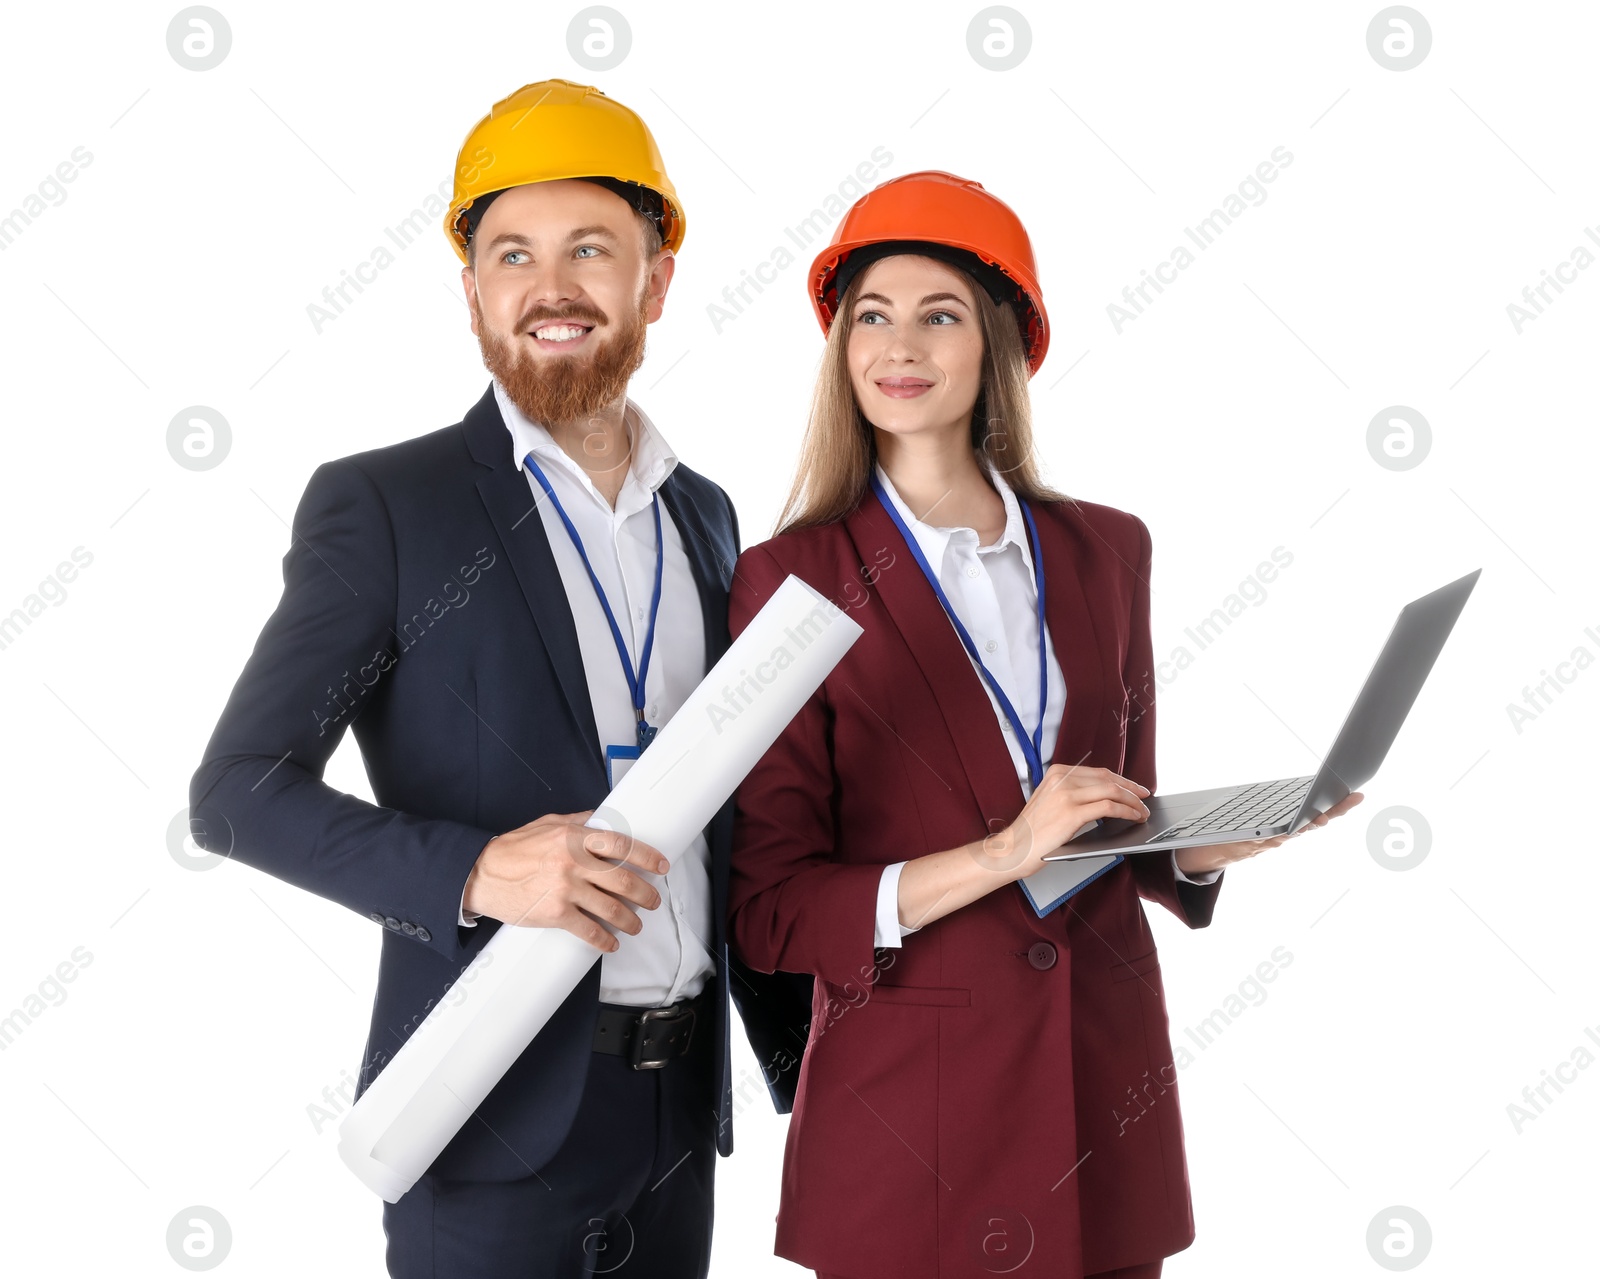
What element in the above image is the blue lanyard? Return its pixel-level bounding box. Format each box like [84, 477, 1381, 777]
[871, 472, 1050, 790]
[524, 452, 664, 751]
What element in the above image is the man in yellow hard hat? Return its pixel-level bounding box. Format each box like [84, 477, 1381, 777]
[190, 79, 806, 1277]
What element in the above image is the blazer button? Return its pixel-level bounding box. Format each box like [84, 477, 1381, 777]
[400, 921, 417, 936]
[415, 926, 432, 942]
[368, 912, 384, 924]
[384, 917, 400, 931]
[1027, 941, 1057, 971]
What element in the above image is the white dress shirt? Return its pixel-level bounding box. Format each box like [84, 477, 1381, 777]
[458, 380, 717, 1008]
[871, 460, 1220, 948]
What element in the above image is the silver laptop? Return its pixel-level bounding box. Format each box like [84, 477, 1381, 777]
[1043, 568, 1481, 862]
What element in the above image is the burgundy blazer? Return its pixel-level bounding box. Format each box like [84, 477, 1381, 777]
[727, 487, 1226, 1279]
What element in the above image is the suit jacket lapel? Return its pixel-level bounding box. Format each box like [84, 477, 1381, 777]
[464, 386, 605, 782]
[657, 471, 737, 953]
[657, 473, 732, 674]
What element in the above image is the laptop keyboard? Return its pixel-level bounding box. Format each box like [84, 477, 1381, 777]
[1146, 775, 1314, 843]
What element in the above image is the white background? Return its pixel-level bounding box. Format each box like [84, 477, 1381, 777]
[1, 1, 1595, 1274]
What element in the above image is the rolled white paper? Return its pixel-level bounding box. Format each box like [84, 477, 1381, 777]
[338, 573, 862, 1201]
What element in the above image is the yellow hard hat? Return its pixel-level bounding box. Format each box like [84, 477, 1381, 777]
[444, 78, 685, 264]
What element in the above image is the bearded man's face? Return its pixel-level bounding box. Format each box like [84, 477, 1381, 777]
[463, 179, 669, 427]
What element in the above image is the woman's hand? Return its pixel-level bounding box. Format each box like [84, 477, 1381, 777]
[892, 764, 1150, 933]
[1173, 791, 1366, 877]
[982, 764, 1153, 880]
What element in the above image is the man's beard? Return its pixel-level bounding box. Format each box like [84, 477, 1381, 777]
[473, 287, 650, 428]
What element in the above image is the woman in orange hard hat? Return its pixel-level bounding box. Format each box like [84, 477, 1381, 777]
[725, 171, 1360, 1278]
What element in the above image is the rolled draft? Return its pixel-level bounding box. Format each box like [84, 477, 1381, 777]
[338, 574, 862, 1201]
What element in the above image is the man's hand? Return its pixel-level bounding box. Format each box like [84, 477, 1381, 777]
[462, 811, 669, 953]
[1174, 792, 1365, 877]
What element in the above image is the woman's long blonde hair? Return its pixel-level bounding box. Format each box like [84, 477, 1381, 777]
[774, 259, 1071, 535]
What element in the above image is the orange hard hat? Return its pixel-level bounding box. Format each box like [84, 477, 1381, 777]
[807, 170, 1049, 375]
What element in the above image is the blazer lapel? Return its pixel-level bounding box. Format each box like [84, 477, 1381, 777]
[1031, 503, 1112, 773]
[657, 472, 732, 670]
[656, 470, 737, 955]
[464, 386, 604, 780]
[843, 493, 1026, 829]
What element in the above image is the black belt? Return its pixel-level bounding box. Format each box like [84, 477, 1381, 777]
[593, 992, 703, 1070]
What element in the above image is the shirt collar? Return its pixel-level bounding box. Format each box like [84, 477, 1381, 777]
[494, 378, 678, 510]
[873, 455, 1036, 578]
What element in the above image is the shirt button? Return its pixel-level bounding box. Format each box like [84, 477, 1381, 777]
[1027, 942, 1057, 971]
[984, 639, 999, 653]
[637, 607, 646, 619]
[966, 565, 981, 579]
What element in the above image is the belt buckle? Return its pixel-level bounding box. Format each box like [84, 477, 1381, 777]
[630, 1004, 694, 1070]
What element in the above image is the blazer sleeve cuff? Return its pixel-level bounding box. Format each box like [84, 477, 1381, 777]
[734, 860, 888, 990]
[1172, 849, 1223, 885]
[1130, 842, 1224, 929]
[371, 816, 497, 962]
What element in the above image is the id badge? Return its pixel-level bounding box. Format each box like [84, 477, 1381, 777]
[605, 743, 641, 790]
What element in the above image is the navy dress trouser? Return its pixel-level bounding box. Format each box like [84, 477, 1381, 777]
[383, 1014, 719, 1279]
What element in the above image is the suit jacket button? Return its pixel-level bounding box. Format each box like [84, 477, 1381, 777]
[384, 917, 400, 931]
[415, 926, 432, 942]
[1027, 941, 1057, 970]
[368, 912, 384, 924]
[400, 921, 417, 935]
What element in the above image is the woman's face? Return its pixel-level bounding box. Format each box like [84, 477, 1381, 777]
[845, 254, 985, 446]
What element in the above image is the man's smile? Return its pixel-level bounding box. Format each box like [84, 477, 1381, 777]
[526, 321, 597, 352]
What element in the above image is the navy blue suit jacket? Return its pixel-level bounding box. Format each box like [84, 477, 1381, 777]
[189, 383, 809, 1179]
